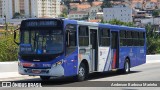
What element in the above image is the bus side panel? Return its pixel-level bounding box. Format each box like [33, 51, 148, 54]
[136, 46, 146, 66]
[100, 47, 112, 71]
[64, 49, 78, 76]
[131, 47, 138, 67]
[78, 47, 91, 73]
[119, 47, 136, 69]
[119, 47, 127, 69]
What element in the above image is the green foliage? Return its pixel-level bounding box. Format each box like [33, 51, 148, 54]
[60, 13, 68, 18]
[145, 24, 160, 54]
[13, 12, 21, 19]
[101, 19, 135, 27]
[0, 32, 18, 61]
[101, 0, 112, 8]
[60, 8, 68, 18]
[152, 10, 159, 17]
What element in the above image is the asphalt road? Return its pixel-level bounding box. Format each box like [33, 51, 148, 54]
[1, 63, 160, 90]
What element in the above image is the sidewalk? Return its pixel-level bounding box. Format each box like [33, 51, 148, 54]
[0, 72, 37, 81]
[0, 72, 23, 79]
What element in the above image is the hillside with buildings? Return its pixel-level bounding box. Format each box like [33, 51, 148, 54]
[0, 0, 160, 28]
[60, 0, 160, 27]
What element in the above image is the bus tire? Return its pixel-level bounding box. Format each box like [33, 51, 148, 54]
[76, 63, 87, 81]
[123, 59, 130, 73]
[40, 76, 50, 81]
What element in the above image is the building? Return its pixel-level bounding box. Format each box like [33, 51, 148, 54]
[88, 1, 102, 20]
[89, 5, 102, 20]
[139, 17, 160, 25]
[1, 0, 13, 19]
[68, 11, 88, 20]
[103, 6, 133, 22]
[77, 4, 91, 11]
[24, 0, 61, 18]
[0, 0, 61, 19]
[96, 12, 103, 19]
[0, 0, 2, 18]
[69, 3, 79, 11]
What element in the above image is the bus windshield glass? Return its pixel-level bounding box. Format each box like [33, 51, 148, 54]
[20, 29, 63, 55]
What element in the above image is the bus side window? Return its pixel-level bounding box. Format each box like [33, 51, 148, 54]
[139, 32, 145, 46]
[78, 26, 89, 46]
[132, 31, 139, 46]
[99, 28, 110, 46]
[120, 30, 126, 46]
[66, 24, 77, 55]
[126, 31, 132, 46]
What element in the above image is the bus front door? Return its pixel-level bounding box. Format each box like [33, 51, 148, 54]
[111, 31, 119, 69]
[90, 29, 98, 71]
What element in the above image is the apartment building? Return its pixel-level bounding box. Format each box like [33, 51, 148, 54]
[69, 11, 88, 20]
[0, 0, 2, 18]
[103, 6, 133, 22]
[0, 0, 61, 19]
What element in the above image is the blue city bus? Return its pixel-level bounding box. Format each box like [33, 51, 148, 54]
[14, 18, 146, 81]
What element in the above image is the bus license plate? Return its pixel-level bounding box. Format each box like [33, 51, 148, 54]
[32, 69, 41, 74]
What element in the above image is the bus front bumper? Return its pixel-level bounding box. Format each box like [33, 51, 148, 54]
[18, 65, 64, 77]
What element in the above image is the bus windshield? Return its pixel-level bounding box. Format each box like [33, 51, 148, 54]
[20, 29, 63, 55]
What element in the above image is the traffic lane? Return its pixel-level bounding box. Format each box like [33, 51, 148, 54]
[1, 63, 160, 87]
[90, 63, 160, 81]
[1, 63, 160, 90]
[6, 71, 140, 87]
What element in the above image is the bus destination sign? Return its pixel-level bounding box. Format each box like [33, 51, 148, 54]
[25, 20, 59, 27]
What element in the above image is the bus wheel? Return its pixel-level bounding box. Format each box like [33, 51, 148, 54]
[76, 63, 87, 81]
[124, 59, 130, 73]
[40, 76, 50, 81]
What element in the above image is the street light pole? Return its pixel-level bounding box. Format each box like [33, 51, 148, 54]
[4, 15, 8, 36]
[4, 15, 8, 30]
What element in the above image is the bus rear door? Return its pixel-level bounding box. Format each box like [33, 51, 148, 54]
[111, 31, 119, 69]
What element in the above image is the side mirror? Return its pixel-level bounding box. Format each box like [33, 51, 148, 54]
[14, 28, 20, 45]
[14, 30, 16, 40]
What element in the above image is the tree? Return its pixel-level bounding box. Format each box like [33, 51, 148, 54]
[13, 12, 21, 19]
[145, 23, 160, 54]
[101, 0, 113, 8]
[59, 8, 68, 18]
[60, 13, 68, 18]
[152, 10, 159, 17]
[101, 19, 134, 27]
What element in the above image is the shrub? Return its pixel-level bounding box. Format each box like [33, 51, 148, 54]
[0, 32, 18, 61]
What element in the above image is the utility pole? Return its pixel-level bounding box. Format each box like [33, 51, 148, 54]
[4, 15, 8, 36]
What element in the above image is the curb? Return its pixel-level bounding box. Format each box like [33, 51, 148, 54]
[146, 60, 160, 64]
[0, 61, 17, 64]
[0, 72, 25, 79]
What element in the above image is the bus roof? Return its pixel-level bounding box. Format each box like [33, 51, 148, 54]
[98, 23, 145, 32]
[22, 18, 145, 32]
[63, 19, 145, 32]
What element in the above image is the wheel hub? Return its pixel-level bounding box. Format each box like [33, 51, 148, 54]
[79, 67, 85, 77]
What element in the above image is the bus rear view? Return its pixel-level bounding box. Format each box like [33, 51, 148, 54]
[16, 19, 64, 80]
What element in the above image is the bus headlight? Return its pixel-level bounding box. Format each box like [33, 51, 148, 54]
[18, 61, 23, 67]
[52, 60, 63, 67]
